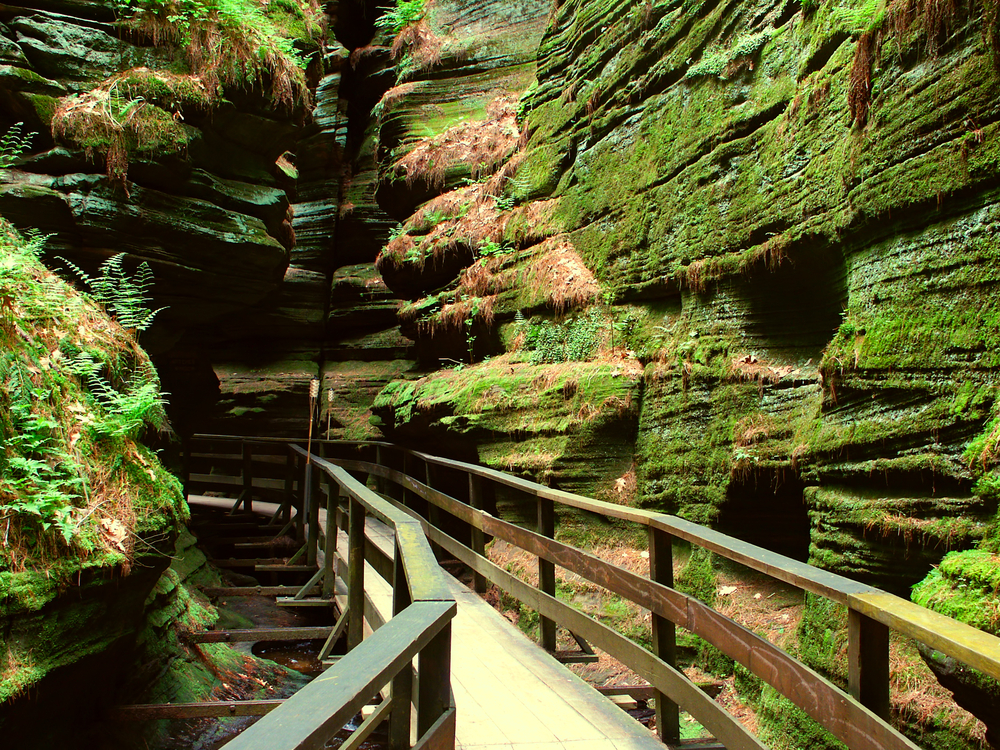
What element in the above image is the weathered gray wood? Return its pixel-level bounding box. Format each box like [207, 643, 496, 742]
[390, 545, 413, 750]
[649, 526, 679, 745]
[537, 494, 557, 653]
[319, 607, 350, 661]
[186, 626, 333, 643]
[849, 608, 891, 720]
[418, 622, 452, 737]
[222, 601, 455, 750]
[307, 463, 320, 568]
[412, 706, 456, 750]
[199, 586, 317, 597]
[112, 700, 284, 720]
[467, 474, 487, 594]
[324, 487, 339, 599]
[349, 495, 366, 652]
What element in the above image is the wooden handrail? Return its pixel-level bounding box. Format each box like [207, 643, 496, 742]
[186, 438, 456, 750]
[188, 435, 1000, 750]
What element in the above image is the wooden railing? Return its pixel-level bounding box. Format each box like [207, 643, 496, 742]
[184, 436, 456, 750]
[186, 436, 1000, 750]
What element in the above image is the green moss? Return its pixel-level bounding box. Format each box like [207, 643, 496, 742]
[912, 549, 1000, 634]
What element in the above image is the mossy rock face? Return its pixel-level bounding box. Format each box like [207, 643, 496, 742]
[373, 357, 642, 497]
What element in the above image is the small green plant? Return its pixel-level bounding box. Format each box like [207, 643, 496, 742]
[0, 122, 33, 173]
[375, 0, 425, 35]
[388, 222, 406, 242]
[477, 239, 513, 259]
[522, 309, 604, 364]
[58, 254, 165, 332]
[495, 194, 515, 212]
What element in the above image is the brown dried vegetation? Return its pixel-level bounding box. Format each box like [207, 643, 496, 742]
[391, 94, 521, 188]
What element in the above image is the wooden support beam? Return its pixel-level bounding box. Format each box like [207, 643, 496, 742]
[649, 526, 680, 745]
[186, 626, 334, 643]
[255, 564, 317, 573]
[199, 586, 319, 597]
[537, 494, 557, 653]
[467, 474, 488, 594]
[848, 607, 891, 721]
[348, 495, 366, 651]
[112, 700, 284, 721]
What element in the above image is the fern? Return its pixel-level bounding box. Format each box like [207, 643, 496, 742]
[58, 253, 166, 332]
[0, 122, 33, 172]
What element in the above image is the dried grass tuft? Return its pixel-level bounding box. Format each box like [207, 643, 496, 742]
[520, 237, 601, 314]
[392, 94, 521, 188]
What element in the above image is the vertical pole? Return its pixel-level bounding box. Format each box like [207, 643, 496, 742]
[283, 446, 295, 526]
[418, 621, 452, 737]
[848, 607, 890, 720]
[376, 446, 387, 496]
[294, 452, 305, 542]
[425, 462, 443, 558]
[181, 435, 191, 500]
[468, 474, 488, 594]
[307, 464, 320, 568]
[537, 494, 557, 652]
[402, 452, 416, 509]
[302, 459, 313, 551]
[390, 543, 413, 750]
[649, 526, 679, 744]
[241, 441, 253, 514]
[323, 484, 339, 599]
[348, 495, 365, 651]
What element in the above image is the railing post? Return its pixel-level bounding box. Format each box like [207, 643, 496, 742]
[375, 446, 387, 496]
[181, 435, 191, 500]
[323, 483, 339, 600]
[282, 446, 295, 526]
[537, 494, 557, 652]
[468, 474, 488, 594]
[648, 526, 680, 745]
[390, 542, 413, 750]
[307, 459, 321, 568]
[418, 621, 452, 738]
[848, 607, 890, 720]
[294, 452, 306, 542]
[242, 440, 253, 513]
[348, 495, 366, 651]
[403, 452, 417, 509]
[425, 462, 443, 557]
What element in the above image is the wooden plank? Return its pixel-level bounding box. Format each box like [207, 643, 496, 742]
[849, 608, 890, 720]
[112, 699, 284, 720]
[537, 495, 557, 652]
[277, 597, 335, 607]
[199, 586, 319, 597]
[188, 473, 286, 491]
[221, 601, 455, 750]
[256, 564, 317, 573]
[365, 535, 394, 584]
[413, 706, 456, 750]
[340, 698, 393, 750]
[186, 627, 333, 643]
[650, 526, 679, 745]
[849, 591, 1000, 683]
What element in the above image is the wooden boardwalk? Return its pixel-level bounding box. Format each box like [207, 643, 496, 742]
[347, 517, 664, 750]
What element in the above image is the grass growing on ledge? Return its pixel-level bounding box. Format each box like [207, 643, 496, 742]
[52, 69, 211, 183]
[124, 0, 320, 108]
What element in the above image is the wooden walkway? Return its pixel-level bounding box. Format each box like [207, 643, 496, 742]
[344, 517, 664, 750]
[189, 495, 662, 749]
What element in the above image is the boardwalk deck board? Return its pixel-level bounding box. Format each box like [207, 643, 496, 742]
[339, 517, 663, 750]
